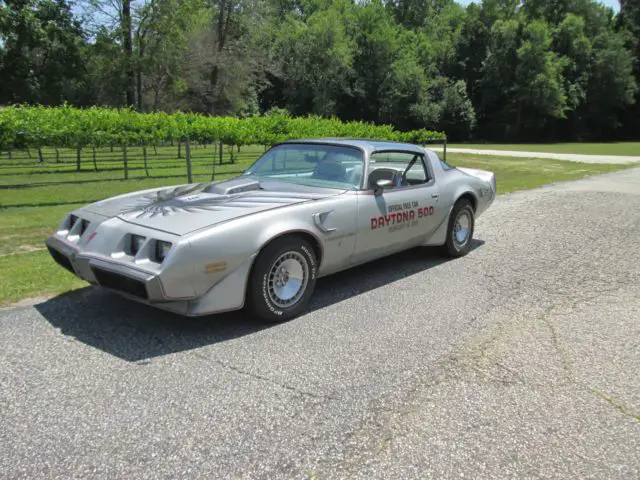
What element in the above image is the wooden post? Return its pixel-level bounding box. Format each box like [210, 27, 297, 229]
[37, 147, 44, 163]
[185, 137, 193, 183]
[123, 145, 129, 179]
[178, 140, 182, 159]
[143, 143, 149, 177]
[443, 136, 447, 162]
[153, 143, 157, 155]
[76, 147, 81, 171]
[92, 146, 98, 171]
[55, 148, 60, 163]
[219, 141, 223, 165]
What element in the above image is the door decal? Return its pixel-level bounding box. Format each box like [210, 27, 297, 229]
[370, 200, 435, 231]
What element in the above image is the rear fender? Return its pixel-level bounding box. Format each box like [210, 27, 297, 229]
[422, 187, 477, 247]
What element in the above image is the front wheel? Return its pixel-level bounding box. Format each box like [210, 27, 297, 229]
[246, 236, 318, 323]
[443, 199, 475, 257]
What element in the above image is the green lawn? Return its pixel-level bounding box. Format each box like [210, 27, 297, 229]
[446, 142, 640, 156]
[0, 147, 633, 306]
[447, 154, 629, 192]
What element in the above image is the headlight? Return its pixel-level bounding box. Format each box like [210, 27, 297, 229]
[130, 234, 146, 255]
[154, 240, 172, 263]
[79, 219, 90, 236]
[68, 214, 78, 230]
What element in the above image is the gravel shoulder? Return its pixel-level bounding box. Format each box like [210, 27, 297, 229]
[432, 147, 640, 164]
[1, 168, 639, 479]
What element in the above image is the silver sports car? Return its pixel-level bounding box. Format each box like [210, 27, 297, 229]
[45, 139, 496, 322]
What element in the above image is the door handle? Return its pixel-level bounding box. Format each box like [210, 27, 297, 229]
[431, 193, 440, 199]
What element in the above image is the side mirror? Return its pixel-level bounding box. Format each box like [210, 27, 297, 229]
[374, 179, 393, 196]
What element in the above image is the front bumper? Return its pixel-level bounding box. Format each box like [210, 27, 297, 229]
[45, 234, 254, 317]
[45, 236, 175, 303]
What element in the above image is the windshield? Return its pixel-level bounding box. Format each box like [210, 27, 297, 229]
[244, 143, 364, 190]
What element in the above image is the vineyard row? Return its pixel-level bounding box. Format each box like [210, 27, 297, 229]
[0, 105, 446, 149]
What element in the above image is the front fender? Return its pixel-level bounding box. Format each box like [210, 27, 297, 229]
[183, 207, 325, 299]
[255, 222, 324, 261]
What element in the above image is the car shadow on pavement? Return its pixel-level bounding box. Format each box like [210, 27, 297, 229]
[35, 240, 484, 362]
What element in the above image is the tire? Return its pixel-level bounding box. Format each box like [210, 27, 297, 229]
[443, 199, 475, 258]
[246, 235, 318, 323]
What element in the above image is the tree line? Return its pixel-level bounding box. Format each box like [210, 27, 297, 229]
[1, 0, 639, 142]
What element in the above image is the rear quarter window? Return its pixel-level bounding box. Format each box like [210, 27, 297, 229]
[440, 159, 455, 171]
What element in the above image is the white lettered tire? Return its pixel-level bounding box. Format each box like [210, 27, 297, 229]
[444, 199, 475, 257]
[247, 235, 317, 322]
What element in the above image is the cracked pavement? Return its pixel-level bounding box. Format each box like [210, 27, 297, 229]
[1, 168, 639, 479]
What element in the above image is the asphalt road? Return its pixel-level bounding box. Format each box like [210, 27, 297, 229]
[2, 169, 639, 479]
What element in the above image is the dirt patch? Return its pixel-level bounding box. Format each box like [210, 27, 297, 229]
[0, 245, 46, 257]
[0, 294, 56, 309]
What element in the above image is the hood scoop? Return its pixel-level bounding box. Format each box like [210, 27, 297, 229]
[204, 178, 261, 195]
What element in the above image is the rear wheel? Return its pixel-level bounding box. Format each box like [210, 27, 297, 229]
[443, 199, 475, 257]
[246, 236, 318, 323]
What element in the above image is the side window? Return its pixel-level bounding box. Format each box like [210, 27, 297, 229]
[430, 150, 455, 171]
[368, 151, 430, 189]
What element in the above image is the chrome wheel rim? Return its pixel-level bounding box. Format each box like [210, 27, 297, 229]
[454, 211, 471, 246]
[267, 251, 309, 308]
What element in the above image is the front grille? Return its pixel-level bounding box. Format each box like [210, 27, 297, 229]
[91, 267, 149, 299]
[47, 245, 75, 274]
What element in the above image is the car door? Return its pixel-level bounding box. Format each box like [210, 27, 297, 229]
[352, 150, 441, 264]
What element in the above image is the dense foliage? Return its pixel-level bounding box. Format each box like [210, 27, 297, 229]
[0, 105, 445, 148]
[0, 0, 638, 142]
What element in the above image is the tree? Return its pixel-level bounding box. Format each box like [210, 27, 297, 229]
[477, 19, 521, 140]
[0, 0, 86, 105]
[81, 28, 128, 106]
[582, 29, 637, 138]
[134, 0, 207, 111]
[273, 3, 355, 116]
[551, 13, 591, 138]
[122, 0, 134, 106]
[0, 0, 637, 141]
[450, 3, 490, 114]
[420, 77, 476, 140]
[514, 20, 567, 137]
[80, 0, 136, 106]
[619, 0, 640, 138]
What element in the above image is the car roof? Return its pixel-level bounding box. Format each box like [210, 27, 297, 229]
[279, 138, 428, 155]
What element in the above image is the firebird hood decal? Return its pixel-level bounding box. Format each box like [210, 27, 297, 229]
[84, 180, 340, 235]
[119, 184, 231, 219]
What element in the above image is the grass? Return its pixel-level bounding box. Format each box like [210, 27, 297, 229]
[0, 145, 634, 305]
[0, 250, 87, 305]
[446, 142, 640, 156]
[446, 154, 629, 193]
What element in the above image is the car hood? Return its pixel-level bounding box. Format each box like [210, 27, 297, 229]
[83, 177, 343, 235]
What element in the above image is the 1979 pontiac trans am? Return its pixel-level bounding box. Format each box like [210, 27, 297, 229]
[45, 139, 496, 322]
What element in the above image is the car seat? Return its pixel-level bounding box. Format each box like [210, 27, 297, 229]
[311, 155, 348, 182]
